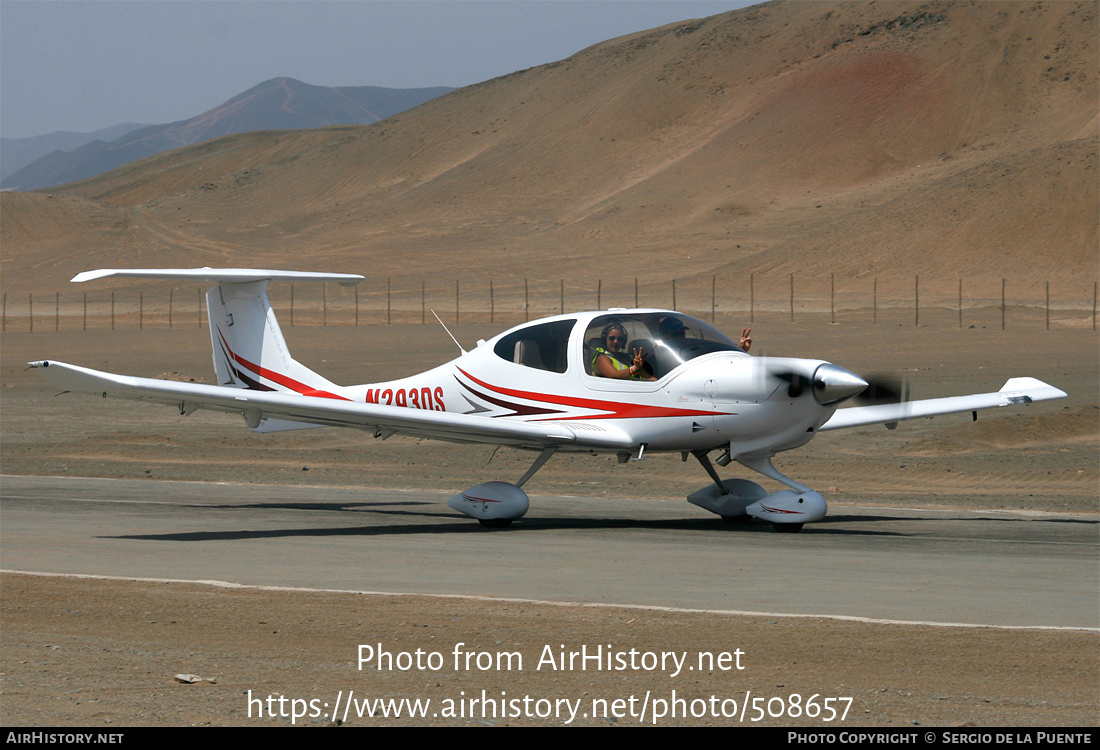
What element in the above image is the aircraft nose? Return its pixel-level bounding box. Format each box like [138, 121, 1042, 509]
[813, 364, 868, 405]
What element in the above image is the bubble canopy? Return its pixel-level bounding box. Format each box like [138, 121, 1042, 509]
[492, 311, 745, 380]
[583, 312, 744, 379]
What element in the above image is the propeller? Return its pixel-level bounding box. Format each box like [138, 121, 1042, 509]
[853, 373, 910, 406]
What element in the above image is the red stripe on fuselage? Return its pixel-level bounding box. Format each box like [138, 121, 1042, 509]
[456, 368, 725, 420]
[218, 329, 350, 401]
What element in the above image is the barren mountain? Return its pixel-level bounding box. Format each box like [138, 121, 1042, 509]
[2, 1, 1096, 294]
[0, 78, 452, 191]
[0, 124, 148, 182]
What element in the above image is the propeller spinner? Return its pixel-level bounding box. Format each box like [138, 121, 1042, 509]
[812, 363, 869, 405]
[769, 362, 868, 405]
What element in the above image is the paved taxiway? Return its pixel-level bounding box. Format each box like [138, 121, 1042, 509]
[2, 475, 1097, 629]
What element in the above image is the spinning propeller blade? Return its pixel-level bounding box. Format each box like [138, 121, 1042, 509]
[854, 373, 910, 406]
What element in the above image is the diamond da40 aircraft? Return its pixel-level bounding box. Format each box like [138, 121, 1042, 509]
[30, 268, 1067, 531]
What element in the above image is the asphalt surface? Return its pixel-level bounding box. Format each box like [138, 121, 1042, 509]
[3, 474, 1096, 629]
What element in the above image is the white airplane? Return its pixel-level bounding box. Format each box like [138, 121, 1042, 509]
[29, 268, 1067, 532]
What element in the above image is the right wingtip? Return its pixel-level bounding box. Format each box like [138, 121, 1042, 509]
[71, 269, 114, 283]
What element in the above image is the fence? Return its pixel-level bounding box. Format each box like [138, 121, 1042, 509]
[2, 275, 1097, 332]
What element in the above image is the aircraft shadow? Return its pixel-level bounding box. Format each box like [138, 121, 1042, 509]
[105, 508, 929, 542]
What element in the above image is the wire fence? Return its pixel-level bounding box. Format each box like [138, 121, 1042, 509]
[2, 275, 1097, 332]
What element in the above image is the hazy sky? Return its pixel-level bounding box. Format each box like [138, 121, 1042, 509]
[1, 0, 755, 139]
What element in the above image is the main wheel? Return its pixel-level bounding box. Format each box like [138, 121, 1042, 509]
[772, 522, 804, 533]
[479, 518, 514, 528]
[720, 514, 754, 525]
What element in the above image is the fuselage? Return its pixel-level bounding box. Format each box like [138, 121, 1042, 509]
[334, 310, 865, 459]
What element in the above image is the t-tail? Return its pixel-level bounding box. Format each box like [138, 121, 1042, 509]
[72, 268, 363, 401]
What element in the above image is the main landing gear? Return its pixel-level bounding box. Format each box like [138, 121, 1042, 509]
[447, 446, 826, 532]
[447, 447, 557, 528]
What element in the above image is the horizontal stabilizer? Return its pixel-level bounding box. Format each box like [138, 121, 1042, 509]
[820, 377, 1067, 432]
[71, 268, 364, 286]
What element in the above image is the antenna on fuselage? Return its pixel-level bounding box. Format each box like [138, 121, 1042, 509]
[431, 309, 467, 355]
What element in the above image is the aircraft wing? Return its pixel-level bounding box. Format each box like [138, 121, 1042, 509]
[27, 360, 625, 450]
[819, 377, 1067, 432]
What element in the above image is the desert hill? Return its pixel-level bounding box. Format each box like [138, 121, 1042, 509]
[1, 78, 453, 191]
[2, 1, 1096, 298]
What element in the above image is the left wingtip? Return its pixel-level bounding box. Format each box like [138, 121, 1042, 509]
[999, 377, 1067, 401]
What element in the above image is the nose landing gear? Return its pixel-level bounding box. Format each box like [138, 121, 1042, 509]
[687, 450, 827, 532]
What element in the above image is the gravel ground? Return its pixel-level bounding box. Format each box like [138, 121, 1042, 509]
[2, 321, 1096, 727]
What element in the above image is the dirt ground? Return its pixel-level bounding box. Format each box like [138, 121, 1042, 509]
[1, 315, 1097, 726]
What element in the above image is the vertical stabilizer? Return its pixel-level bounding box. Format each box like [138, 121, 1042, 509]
[71, 267, 363, 400]
[207, 279, 343, 397]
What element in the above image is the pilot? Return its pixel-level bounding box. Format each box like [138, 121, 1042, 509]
[592, 322, 649, 379]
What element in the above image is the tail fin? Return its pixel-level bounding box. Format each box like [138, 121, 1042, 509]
[73, 267, 363, 398]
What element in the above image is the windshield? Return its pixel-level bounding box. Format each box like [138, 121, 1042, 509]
[583, 313, 743, 380]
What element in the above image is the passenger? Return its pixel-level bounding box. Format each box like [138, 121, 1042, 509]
[659, 316, 751, 353]
[658, 317, 688, 339]
[592, 322, 649, 379]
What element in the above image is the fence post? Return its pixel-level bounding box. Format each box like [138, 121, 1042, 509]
[1001, 278, 1006, 330]
[750, 273, 754, 324]
[830, 273, 835, 324]
[914, 275, 919, 328]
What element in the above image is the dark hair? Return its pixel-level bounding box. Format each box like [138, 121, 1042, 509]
[601, 321, 626, 344]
